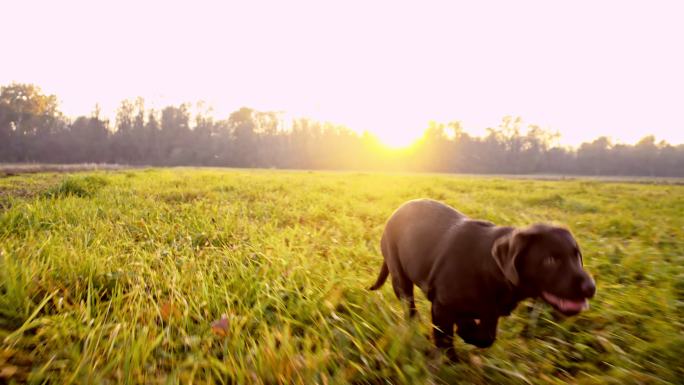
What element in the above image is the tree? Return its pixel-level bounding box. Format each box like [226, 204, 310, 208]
[2, 82, 684, 177]
[68, 115, 110, 162]
[415, 121, 452, 172]
[577, 137, 612, 175]
[193, 102, 217, 166]
[112, 99, 136, 163]
[0, 83, 64, 161]
[160, 104, 192, 165]
[633, 135, 658, 176]
[228, 107, 257, 167]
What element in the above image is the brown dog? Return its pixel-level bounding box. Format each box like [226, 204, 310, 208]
[369, 199, 595, 355]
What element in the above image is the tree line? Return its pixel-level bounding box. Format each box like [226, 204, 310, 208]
[1, 83, 683, 176]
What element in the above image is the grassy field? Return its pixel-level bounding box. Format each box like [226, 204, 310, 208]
[1, 169, 683, 384]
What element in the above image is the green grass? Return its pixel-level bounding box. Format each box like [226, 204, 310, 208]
[1, 169, 683, 384]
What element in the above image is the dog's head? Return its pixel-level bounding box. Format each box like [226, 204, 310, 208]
[492, 224, 596, 316]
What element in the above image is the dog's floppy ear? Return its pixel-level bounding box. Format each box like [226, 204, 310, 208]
[491, 229, 533, 286]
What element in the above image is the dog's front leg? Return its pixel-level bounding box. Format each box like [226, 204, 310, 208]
[431, 302, 457, 361]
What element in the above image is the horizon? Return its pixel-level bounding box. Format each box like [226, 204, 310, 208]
[2, 1, 683, 148]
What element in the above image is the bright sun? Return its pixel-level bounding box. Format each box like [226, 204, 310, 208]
[370, 127, 422, 149]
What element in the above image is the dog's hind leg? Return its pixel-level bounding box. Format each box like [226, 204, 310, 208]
[387, 250, 417, 318]
[375, 233, 417, 318]
[391, 274, 416, 318]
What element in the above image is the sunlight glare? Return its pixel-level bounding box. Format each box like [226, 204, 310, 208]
[1, 1, 683, 147]
[374, 128, 421, 149]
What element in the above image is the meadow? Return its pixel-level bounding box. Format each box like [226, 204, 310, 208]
[1, 168, 683, 384]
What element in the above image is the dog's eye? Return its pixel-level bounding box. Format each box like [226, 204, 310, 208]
[544, 256, 557, 266]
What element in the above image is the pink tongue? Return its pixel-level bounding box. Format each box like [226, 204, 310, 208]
[543, 292, 588, 312]
[560, 300, 585, 311]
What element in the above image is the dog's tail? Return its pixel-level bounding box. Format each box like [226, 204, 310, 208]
[368, 261, 389, 290]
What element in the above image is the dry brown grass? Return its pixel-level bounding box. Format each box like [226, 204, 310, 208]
[0, 163, 129, 177]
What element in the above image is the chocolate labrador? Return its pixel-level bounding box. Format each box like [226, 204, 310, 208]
[369, 199, 595, 356]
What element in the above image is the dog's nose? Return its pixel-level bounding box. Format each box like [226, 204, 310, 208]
[581, 278, 596, 298]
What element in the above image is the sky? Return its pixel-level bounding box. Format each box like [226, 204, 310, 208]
[1, 0, 683, 148]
